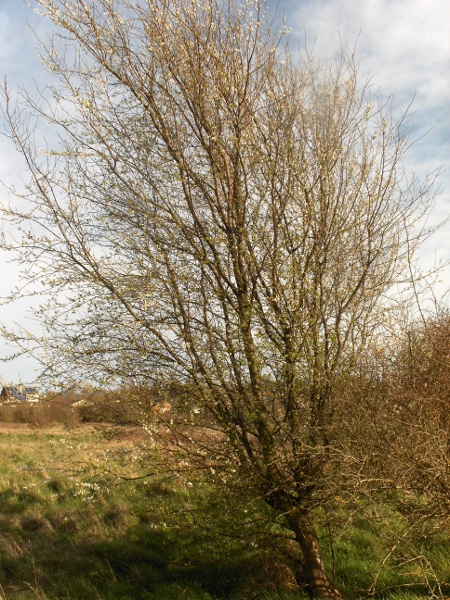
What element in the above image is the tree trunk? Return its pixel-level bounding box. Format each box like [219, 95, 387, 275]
[286, 506, 342, 599]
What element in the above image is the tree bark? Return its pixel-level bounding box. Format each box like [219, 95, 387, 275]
[286, 507, 342, 599]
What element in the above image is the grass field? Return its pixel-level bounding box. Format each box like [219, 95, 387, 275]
[0, 423, 449, 599]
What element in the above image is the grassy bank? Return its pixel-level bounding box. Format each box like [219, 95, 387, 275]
[0, 424, 448, 599]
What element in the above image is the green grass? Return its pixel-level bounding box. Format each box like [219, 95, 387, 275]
[0, 426, 301, 600]
[0, 425, 448, 599]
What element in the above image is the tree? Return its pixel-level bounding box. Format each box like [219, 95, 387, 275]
[0, 0, 437, 596]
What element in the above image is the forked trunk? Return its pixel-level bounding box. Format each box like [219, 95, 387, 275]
[287, 506, 342, 599]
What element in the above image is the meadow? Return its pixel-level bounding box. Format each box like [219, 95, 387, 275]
[0, 422, 449, 600]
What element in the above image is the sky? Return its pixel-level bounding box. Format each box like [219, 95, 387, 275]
[0, 0, 449, 385]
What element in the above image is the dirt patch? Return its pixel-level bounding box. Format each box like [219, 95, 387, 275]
[0, 422, 91, 434]
[0, 422, 42, 432]
[0, 421, 146, 439]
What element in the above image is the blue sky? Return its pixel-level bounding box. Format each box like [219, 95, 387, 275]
[1, 0, 449, 385]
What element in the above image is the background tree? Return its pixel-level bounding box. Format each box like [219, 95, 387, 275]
[385, 309, 450, 526]
[0, 0, 437, 597]
[330, 307, 450, 595]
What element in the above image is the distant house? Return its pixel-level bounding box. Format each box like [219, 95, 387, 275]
[0, 385, 40, 404]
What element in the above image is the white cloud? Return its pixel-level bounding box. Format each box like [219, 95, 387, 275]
[288, 0, 450, 276]
[1, 2, 46, 383]
[290, 0, 450, 111]
[0, 12, 10, 59]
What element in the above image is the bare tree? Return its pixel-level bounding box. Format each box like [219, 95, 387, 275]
[0, 0, 437, 596]
[386, 309, 450, 525]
